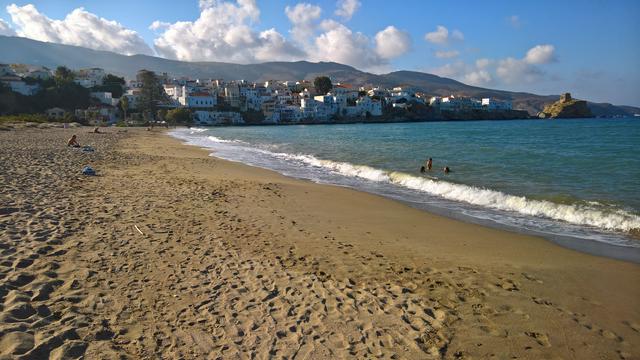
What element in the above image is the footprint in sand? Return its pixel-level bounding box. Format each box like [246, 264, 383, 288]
[525, 331, 551, 347]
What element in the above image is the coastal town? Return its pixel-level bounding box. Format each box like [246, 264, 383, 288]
[0, 63, 521, 126]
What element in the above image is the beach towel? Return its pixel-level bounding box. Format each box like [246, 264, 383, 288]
[81, 166, 96, 176]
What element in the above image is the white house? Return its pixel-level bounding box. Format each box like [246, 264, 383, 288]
[1, 78, 40, 95]
[279, 105, 303, 122]
[0, 64, 14, 77]
[193, 111, 244, 125]
[224, 85, 241, 108]
[46, 107, 66, 119]
[180, 91, 216, 108]
[91, 91, 113, 105]
[356, 97, 383, 116]
[76, 104, 118, 124]
[122, 90, 140, 109]
[26, 67, 52, 80]
[163, 84, 184, 100]
[482, 98, 512, 111]
[75, 68, 105, 88]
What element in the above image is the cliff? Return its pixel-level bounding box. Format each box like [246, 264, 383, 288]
[538, 93, 593, 119]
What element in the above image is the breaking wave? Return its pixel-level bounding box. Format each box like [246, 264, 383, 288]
[174, 128, 640, 236]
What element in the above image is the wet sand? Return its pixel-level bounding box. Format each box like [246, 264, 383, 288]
[0, 127, 638, 359]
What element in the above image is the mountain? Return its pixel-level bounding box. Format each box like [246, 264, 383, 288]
[1, 35, 638, 117]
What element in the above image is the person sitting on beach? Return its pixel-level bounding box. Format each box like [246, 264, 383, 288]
[93, 127, 101, 134]
[427, 158, 433, 171]
[444, 166, 451, 174]
[67, 135, 80, 148]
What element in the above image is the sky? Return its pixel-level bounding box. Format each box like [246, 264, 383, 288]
[0, 0, 639, 106]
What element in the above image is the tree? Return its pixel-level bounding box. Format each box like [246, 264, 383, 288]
[137, 70, 166, 121]
[166, 108, 192, 126]
[314, 76, 332, 95]
[54, 66, 74, 85]
[93, 74, 126, 98]
[119, 96, 129, 124]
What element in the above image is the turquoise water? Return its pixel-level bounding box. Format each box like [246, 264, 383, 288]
[171, 118, 640, 256]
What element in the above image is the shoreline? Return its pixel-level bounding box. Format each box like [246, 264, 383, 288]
[171, 126, 640, 264]
[1, 127, 638, 359]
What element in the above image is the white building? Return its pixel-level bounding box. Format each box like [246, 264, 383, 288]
[122, 90, 140, 109]
[279, 105, 303, 122]
[91, 92, 113, 105]
[74, 68, 105, 88]
[163, 84, 184, 101]
[356, 97, 383, 116]
[224, 84, 241, 108]
[1, 78, 40, 95]
[193, 111, 244, 125]
[482, 98, 512, 111]
[180, 91, 216, 108]
[25, 67, 52, 80]
[0, 64, 14, 77]
[46, 107, 66, 119]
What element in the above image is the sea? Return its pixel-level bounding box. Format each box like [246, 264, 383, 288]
[170, 118, 640, 262]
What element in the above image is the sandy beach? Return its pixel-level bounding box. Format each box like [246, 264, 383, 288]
[0, 127, 638, 359]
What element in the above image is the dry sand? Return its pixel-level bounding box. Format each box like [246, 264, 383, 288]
[0, 127, 638, 359]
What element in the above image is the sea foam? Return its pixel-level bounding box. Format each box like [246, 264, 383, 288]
[176, 129, 640, 234]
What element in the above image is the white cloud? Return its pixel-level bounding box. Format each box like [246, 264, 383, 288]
[524, 44, 556, 64]
[153, 0, 304, 63]
[451, 29, 464, 41]
[6, 4, 153, 55]
[0, 18, 15, 36]
[496, 57, 544, 84]
[313, 22, 386, 70]
[285, 3, 322, 44]
[464, 69, 492, 85]
[149, 20, 171, 31]
[434, 50, 459, 59]
[335, 0, 361, 20]
[431, 44, 556, 86]
[255, 28, 306, 62]
[493, 44, 556, 84]
[431, 61, 493, 86]
[424, 25, 463, 45]
[507, 15, 521, 29]
[425, 25, 448, 44]
[374, 26, 411, 59]
[475, 58, 493, 69]
[281, 5, 399, 71]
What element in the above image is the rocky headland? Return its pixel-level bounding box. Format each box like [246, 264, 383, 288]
[538, 93, 594, 119]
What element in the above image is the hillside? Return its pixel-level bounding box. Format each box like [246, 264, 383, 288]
[1, 35, 638, 116]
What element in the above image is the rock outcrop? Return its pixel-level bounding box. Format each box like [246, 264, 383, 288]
[538, 93, 593, 119]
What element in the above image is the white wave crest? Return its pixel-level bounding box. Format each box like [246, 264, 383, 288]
[207, 135, 240, 144]
[170, 128, 640, 233]
[266, 152, 640, 232]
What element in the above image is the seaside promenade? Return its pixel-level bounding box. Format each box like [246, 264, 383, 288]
[0, 126, 638, 359]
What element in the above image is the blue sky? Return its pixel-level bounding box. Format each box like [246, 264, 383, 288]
[0, 0, 639, 106]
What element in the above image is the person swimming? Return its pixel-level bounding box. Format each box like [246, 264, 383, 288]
[67, 135, 80, 147]
[444, 166, 450, 174]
